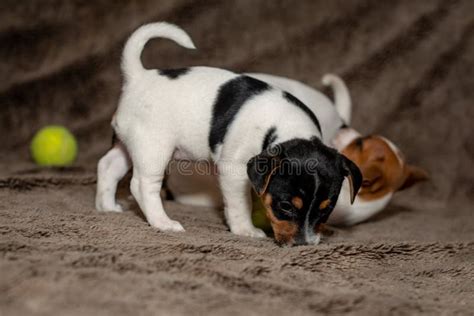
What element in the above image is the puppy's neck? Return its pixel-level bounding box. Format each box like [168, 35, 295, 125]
[266, 121, 322, 150]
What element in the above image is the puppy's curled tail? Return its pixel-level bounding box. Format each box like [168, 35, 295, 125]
[322, 74, 352, 124]
[122, 22, 196, 80]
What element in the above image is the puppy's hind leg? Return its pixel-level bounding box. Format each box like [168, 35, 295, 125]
[96, 142, 131, 212]
[129, 138, 184, 232]
[218, 163, 266, 238]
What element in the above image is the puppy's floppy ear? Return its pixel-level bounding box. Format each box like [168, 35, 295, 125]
[247, 152, 280, 196]
[398, 165, 429, 191]
[341, 155, 362, 204]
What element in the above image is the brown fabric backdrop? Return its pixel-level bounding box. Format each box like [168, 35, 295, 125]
[0, 1, 473, 315]
[1, 0, 473, 203]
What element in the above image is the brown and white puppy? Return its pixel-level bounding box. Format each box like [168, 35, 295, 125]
[328, 129, 428, 225]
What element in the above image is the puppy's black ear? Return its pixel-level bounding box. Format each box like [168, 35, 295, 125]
[341, 155, 362, 204]
[247, 152, 280, 196]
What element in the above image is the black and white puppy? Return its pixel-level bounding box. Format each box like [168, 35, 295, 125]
[96, 22, 361, 246]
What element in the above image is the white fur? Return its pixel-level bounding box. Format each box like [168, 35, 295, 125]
[322, 74, 352, 124]
[331, 127, 361, 152]
[247, 73, 344, 145]
[329, 178, 393, 226]
[96, 143, 131, 212]
[249, 74, 396, 226]
[122, 22, 196, 79]
[96, 22, 392, 236]
[166, 74, 394, 226]
[100, 22, 326, 239]
[379, 136, 404, 167]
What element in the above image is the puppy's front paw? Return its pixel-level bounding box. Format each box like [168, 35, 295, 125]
[232, 226, 267, 238]
[96, 201, 124, 213]
[150, 219, 185, 232]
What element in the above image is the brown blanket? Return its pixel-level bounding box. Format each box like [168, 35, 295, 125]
[1, 1, 473, 315]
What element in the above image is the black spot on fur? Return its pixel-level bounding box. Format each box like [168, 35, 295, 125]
[355, 137, 363, 150]
[339, 123, 349, 129]
[159, 68, 190, 79]
[111, 132, 117, 146]
[209, 76, 270, 152]
[355, 135, 373, 151]
[283, 91, 322, 136]
[262, 126, 277, 151]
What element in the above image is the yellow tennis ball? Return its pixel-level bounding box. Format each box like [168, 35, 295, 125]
[251, 191, 272, 233]
[30, 126, 78, 166]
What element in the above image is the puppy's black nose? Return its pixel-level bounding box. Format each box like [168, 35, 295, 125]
[292, 236, 308, 246]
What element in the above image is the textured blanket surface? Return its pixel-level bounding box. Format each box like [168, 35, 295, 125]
[1, 1, 473, 315]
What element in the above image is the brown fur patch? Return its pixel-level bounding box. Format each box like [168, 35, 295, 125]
[342, 136, 406, 201]
[263, 194, 297, 244]
[263, 193, 272, 206]
[291, 196, 303, 209]
[319, 199, 331, 210]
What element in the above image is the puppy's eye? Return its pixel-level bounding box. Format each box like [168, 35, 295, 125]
[279, 201, 293, 212]
[274, 201, 296, 220]
[362, 176, 382, 187]
[362, 179, 372, 187]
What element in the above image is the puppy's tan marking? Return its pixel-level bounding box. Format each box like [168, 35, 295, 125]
[319, 199, 331, 210]
[262, 194, 297, 244]
[291, 196, 303, 209]
[263, 193, 273, 206]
